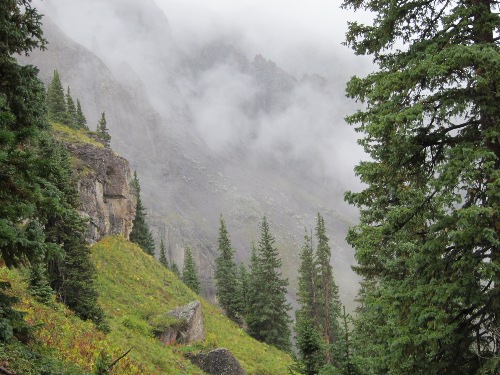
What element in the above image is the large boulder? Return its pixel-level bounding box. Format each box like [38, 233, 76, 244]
[157, 301, 205, 345]
[187, 348, 247, 375]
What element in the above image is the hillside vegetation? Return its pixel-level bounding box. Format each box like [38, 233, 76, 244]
[0, 236, 291, 374]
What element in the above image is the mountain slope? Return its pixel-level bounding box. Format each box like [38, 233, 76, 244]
[0, 236, 291, 374]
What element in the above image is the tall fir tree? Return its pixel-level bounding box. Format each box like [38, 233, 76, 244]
[214, 216, 239, 320]
[246, 217, 292, 352]
[129, 172, 156, 256]
[75, 99, 88, 130]
[294, 230, 324, 373]
[343, 0, 500, 373]
[46, 70, 67, 124]
[0, 0, 48, 341]
[182, 246, 200, 294]
[158, 237, 169, 268]
[96, 112, 111, 147]
[65, 86, 77, 128]
[314, 213, 342, 366]
[236, 263, 251, 317]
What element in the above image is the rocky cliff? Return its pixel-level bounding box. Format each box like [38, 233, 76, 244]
[65, 140, 136, 243]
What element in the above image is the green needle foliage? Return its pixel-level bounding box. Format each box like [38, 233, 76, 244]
[65, 86, 77, 129]
[247, 217, 292, 352]
[215, 216, 239, 320]
[158, 237, 169, 268]
[182, 245, 200, 294]
[96, 112, 111, 147]
[46, 70, 68, 125]
[76, 99, 88, 130]
[129, 172, 156, 256]
[343, 0, 500, 373]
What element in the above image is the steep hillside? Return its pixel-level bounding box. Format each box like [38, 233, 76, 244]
[21, 0, 361, 310]
[0, 236, 291, 374]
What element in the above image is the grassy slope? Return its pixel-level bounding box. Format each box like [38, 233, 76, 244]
[92, 236, 291, 374]
[0, 236, 291, 374]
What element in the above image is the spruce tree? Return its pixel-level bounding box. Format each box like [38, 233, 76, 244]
[96, 112, 111, 147]
[46, 70, 67, 124]
[76, 99, 88, 130]
[295, 230, 323, 373]
[214, 216, 239, 320]
[236, 263, 251, 317]
[182, 246, 200, 294]
[129, 172, 156, 256]
[343, 0, 500, 373]
[159, 237, 169, 268]
[65, 86, 77, 128]
[314, 213, 342, 365]
[170, 262, 181, 278]
[246, 217, 292, 352]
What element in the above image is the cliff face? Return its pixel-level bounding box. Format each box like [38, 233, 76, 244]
[66, 142, 136, 243]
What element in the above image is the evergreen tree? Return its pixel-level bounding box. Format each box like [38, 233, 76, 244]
[129, 172, 156, 256]
[0, 0, 47, 341]
[343, 0, 500, 373]
[236, 263, 251, 317]
[314, 214, 342, 365]
[46, 70, 67, 124]
[295, 230, 324, 373]
[65, 86, 77, 128]
[170, 262, 181, 278]
[158, 237, 169, 268]
[214, 216, 239, 320]
[246, 217, 292, 352]
[96, 112, 111, 147]
[76, 99, 88, 130]
[182, 246, 200, 294]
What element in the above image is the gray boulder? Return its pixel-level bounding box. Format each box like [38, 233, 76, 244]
[157, 301, 205, 345]
[187, 348, 247, 375]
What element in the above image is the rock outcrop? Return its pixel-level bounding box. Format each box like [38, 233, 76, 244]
[65, 142, 136, 243]
[157, 301, 205, 345]
[187, 348, 247, 375]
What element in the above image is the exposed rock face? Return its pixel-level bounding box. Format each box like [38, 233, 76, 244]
[65, 142, 136, 243]
[187, 348, 247, 375]
[158, 301, 205, 345]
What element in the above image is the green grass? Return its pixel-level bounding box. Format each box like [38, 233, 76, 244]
[51, 122, 103, 148]
[0, 236, 291, 374]
[92, 236, 292, 374]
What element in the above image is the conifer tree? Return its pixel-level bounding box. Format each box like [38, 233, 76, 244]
[314, 213, 342, 365]
[294, 230, 324, 373]
[215, 216, 239, 320]
[76, 99, 88, 130]
[46, 70, 67, 124]
[182, 246, 200, 294]
[96, 112, 111, 147]
[159, 237, 169, 268]
[170, 262, 181, 278]
[130, 172, 156, 256]
[236, 263, 251, 317]
[343, 0, 499, 373]
[246, 217, 292, 352]
[65, 86, 77, 128]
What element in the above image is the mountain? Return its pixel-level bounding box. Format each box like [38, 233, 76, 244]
[23, 0, 360, 308]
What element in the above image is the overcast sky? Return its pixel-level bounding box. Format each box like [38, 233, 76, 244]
[152, 0, 372, 79]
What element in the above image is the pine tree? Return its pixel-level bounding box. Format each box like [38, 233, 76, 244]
[76, 99, 88, 130]
[214, 216, 239, 320]
[170, 262, 181, 278]
[236, 263, 251, 317]
[65, 86, 77, 128]
[294, 230, 324, 373]
[182, 246, 200, 294]
[46, 70, 68, 124]
[314, 213, 342, 366]
[246, 217, 292, 352]
[129, 172, 156, 256]
[159, 237, 169, 268]
[343, 0, 500, 373]
[0, 0, 47, 341]
[96, 112, 111, 147]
